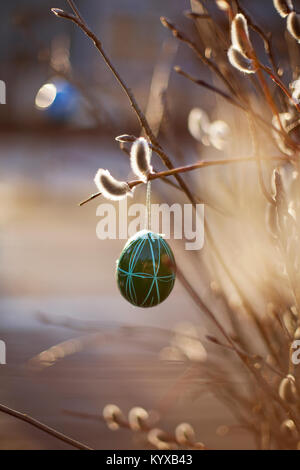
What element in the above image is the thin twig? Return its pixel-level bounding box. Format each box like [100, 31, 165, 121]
[184, 11, 211, 20]
[160, 16, 238, 98]
[66, 0, 85, 23]
[176, 267, 300, 433]
[174, 66, 295, 149]
[0, 403, 93, 450]
[79, 155, 283, 206]
[64, 407, 207, 450]
[261, 64, 300, 114]
[235, 0, 278, 73]
[51, 7, 158, 146]
[52, 4, 197, 207]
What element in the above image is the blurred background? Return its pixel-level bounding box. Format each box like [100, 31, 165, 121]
[0, 0, 294, 450]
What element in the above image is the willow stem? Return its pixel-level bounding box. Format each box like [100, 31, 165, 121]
[79, 155, 283, 206]
[52, 4, 196, 208]
[0, 403, 93, 450]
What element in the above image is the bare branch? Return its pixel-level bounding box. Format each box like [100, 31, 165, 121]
[0, 403, 93, 450]
[79, 155, 283, 206]
[160, 16, 238, 98]
[51, 3, 197, 207]
[174, 66, 298, 154]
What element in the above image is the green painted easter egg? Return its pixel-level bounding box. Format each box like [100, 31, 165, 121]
[116, 230, 176, 308]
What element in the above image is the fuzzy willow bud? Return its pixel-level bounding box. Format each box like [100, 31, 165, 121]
[294, 326, 300, 340]
[188, 108, 210, 142]
[272, 168, 286, 210]
[128, 407, 149, 431]
[227, 46, 256, 74]
[271, 113, 294, 156]
[147, 428, 174, 450]
[94, 169, 132, 201]
[273, 0, 293, 18]
[280, 419, 298, 439]
[115, 134, 136, 143]
[130, 137, 153, 182]
[215, 0, 229, 11]
[103, 404, 126, 430]
[175, 423, 195, 445]
[287, 12, 300, 42]
[278, 374, 297, 403]
[208, 120, 230, 150]
[231, 13, 252, 57]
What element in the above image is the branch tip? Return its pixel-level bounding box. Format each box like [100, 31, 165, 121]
[115, 134, 136, 143]
[51, 8, 76, 21]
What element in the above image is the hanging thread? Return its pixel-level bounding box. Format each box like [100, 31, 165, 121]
[146, 180, 151, 231]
